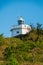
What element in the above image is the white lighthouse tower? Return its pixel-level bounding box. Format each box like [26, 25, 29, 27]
[10, 17, 31, 37]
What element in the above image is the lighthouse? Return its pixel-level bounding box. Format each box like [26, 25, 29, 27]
[10, 17, 31, 37]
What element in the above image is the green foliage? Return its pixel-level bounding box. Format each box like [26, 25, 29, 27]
[4, 45, 18, 65]
[0, 23, 43, 65]
[0, 34, 4, 46]
[36, 23, 42, 35]
[23, 53, 33, 62]
[7, 56, 18, 65]
[4, 45, 15, 60]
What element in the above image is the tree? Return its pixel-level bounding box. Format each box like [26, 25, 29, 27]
[30, 23, 35, 31]
[0, 34, 5, 46]
[36, 23, 42, 35]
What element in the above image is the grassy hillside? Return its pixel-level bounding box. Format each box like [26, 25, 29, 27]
[0, 23, 43, 65]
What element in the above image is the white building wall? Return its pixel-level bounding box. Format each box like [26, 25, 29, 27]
[12, 28, 22, 37]
[22, 24, 31, 35]
[11, 24, 31, 37]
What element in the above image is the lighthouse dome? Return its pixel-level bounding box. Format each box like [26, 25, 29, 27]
[19, 16, 24, 21]
[18, 16, 24, 25]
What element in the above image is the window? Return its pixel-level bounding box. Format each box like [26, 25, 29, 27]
[17, 31, 19, 33]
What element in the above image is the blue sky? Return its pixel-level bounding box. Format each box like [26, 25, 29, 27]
[0, 0, 43, 37]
